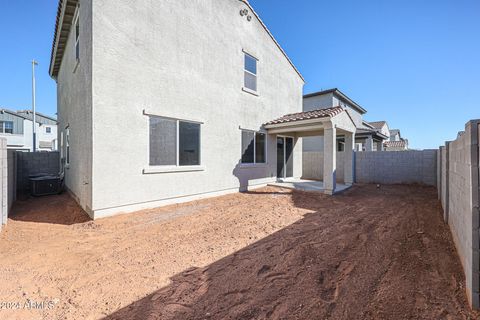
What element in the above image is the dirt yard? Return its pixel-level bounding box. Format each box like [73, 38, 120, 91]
[0, 185, 477, 319]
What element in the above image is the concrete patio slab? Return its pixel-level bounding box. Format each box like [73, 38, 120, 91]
[268, 178, 351, 193]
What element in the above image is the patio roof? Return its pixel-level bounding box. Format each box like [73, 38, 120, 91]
[264, 107, 356, 136]
[264, 107, 343, 125]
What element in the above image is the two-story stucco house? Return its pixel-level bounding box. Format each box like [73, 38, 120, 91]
[302, 88, 388, 152]
[49, 0, 315, 218]
[385, 128, 409, 151]
[0, 109, 58, 151]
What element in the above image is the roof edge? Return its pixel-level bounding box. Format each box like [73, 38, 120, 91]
[303, 88, 367, 114]
[239, 0, 304, 82]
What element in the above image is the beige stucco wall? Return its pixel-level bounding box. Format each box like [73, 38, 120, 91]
[83, 0, 303, 217]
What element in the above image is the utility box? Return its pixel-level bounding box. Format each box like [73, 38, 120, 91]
[29, 175, 63, 196]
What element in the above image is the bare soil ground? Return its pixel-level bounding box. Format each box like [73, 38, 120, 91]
[0, 185, 477, 320]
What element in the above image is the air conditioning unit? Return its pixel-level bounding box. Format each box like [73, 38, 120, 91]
[29, 175, 63, 196]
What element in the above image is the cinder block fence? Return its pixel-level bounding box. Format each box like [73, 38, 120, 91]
[303, 119, 480, 309]
[438, 120, 480, 309]
[303, 149, 438, 186]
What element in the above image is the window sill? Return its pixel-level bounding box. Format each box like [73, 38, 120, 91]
[238, 163, 267, 169]
[242, 87, 259, 96]
[143, 166, 205, 174]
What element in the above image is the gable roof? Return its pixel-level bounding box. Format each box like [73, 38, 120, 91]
[0, 109, 28, 120]
[240, 1, 304, 82]
[49, 0, 304, 82]
[384, 140, 408, 148]
[0, 108, 57, 124]
[17, 110, 57, 123]
[264, 107, 344, 125]
[389, 129, 400, 136]
[368, 121, 387, 129]
[303, 88, 367, 114]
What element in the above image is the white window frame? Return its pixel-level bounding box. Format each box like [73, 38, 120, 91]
[65, 127, 70, 167]
[240, 128, 267, 165]
[144, 113, 204, 174]
[242, 51, 258, 95]
[0, 121, 13, 134]
[74, 11, 80, 61]
[45, 126, 51, 134]
[60, 131, 64, 159]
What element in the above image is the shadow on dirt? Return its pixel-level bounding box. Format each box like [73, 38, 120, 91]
[103, 184, 474, 320]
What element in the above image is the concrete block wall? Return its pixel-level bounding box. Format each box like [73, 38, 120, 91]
[0, 139, 7, 231]
[355, 150, 437, 186]
[7, 150, 16, 213]
[16, 152, 60, 195]
[303, 150, 437, 186]
[438, 120, 480, 308]
[303, 151, 345, 182]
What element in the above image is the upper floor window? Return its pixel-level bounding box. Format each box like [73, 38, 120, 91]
[241, 130, 266, 164]
[149, 116, 201, 167]
[0, 121, 13, 134]
[244, 53, 257, 92]
[74, 13, 80, 61]
[45, 126, 51, 134]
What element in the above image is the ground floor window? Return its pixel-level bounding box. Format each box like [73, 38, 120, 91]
[149, 116, 201, 166]
[241, 130, 266, 164]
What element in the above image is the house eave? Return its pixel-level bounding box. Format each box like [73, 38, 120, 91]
[239, 0, 304, 83]
[49, 0, 79, 79]
[303, 88, 367, 114]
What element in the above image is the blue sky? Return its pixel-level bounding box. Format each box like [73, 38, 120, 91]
[0, 1, 478, 149]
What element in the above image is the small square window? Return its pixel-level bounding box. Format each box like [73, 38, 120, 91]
[46, 127, 51, 134]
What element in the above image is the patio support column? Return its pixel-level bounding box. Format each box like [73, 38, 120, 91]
[378, 141, 384, 151]
[344, 132, 355, 186]
[365, 136, 374, 151]
[323, 126, 336, 195]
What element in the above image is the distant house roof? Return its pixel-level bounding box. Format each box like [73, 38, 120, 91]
[355, 127, 389, 140]
[390, 129, 401, 137]
[368, 121, 387, 129]
[384, 140, 408, 149]
[264, 107, 344, 125]
[17, 110, 57, 124]
[303, 88, 367, 114]
[0, 109, 28, 120]
[0, 109, 57, 125]
[49, 0, 305, 82]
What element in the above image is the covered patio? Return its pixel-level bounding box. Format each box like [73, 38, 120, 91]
[264, 107, 357, 195]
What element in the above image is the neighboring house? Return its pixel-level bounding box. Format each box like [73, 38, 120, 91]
[367, 121, 391, 151]
[385, 128, 409, 151]
[303, 88, 387, 152]
[0, 109, 58, 151]
[49, 0, 309, 218]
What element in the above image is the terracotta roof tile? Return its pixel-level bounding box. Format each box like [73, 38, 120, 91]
[384, 140, 407, 148]
[265, 107, 344, 125]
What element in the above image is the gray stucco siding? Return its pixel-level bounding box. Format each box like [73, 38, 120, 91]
[88, 0, 303, 216]
[56, 0, 93, 213]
